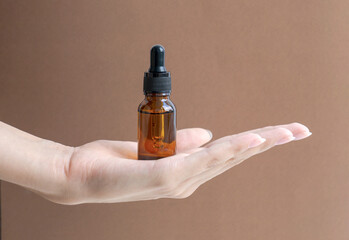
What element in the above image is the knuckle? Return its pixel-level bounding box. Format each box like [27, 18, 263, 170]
[290, 122, 309, 132]
[290, 122, 302, 128]
[205, 148, 222, 168]
[228, 136, 246, 154]
[276, 127, 293, 136]
[262, 126, 274, 131]
[227, 135, 238, 143]
[172, 189, 185, 198]
[231, 142, 244, 153]
[178, 188, 197, 199]
[180, 191, 194, 199]
[159, 185, 180, 198]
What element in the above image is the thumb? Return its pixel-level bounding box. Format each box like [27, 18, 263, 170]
[176, 128, 212, 153]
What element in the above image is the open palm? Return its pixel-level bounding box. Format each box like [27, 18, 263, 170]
[53, 123, 311, 205]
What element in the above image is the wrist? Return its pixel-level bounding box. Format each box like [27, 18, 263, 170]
[0, 121, 76, 203]
[37, 140, 76, 204]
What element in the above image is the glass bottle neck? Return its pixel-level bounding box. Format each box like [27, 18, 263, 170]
[145, 92, 171, 100]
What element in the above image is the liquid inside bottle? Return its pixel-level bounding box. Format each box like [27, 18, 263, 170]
[138, 111, 176, 160]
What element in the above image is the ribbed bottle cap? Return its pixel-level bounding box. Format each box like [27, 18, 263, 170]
[143, 45, 171, 93]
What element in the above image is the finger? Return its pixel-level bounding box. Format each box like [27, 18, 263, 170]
[176, 128, 213, 152]
[211, 127, 295, 178]
[244, 122, 310, 141]
[158, 124, 310, 200]
[180, 123, 310, 157]
[277, 122, 311, 140]
[205, 122, 310, 148]
[174, 127, 299, 198]
[186, 128, 294, 189]
[172, 133, 266, 179]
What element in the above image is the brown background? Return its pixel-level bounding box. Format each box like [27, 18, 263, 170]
[0, 0, 349, 239]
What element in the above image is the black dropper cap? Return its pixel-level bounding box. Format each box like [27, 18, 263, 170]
[143, 45, 171, 93]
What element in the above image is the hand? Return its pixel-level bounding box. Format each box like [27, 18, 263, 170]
[51, 123, 311, 205]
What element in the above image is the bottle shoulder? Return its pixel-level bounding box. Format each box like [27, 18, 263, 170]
[138, 98, 176, 113]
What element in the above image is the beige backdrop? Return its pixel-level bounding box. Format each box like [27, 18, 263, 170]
[1, 0, 349, 239]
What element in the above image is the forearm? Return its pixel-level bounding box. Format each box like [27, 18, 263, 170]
[0, 121, 73, 198]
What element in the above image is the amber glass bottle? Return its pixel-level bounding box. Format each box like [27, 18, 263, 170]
[137, 45, 176, 160]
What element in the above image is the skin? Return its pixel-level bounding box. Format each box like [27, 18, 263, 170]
[0, 121, 311, 205]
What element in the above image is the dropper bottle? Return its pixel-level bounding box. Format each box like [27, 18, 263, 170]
[137, 45, 176, 160]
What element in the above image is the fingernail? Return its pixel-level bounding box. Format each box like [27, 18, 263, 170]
[294, 131, 312, 140]
[206, 129, 213, 139]
[248, 136, 266, 148]
[275, 136, 296, 145]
